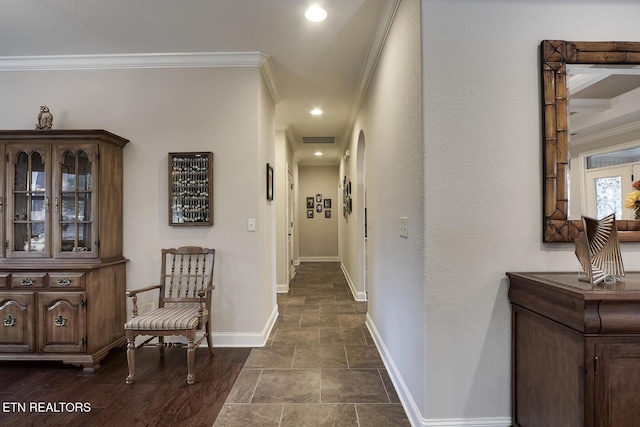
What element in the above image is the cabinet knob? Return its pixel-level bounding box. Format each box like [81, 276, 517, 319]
[19, 278, 34, 286]
[54, 314, 67, 327]
[56, 278, 72, 286]
[3, 314, 16, 327]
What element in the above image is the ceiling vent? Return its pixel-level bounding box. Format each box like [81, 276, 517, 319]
[302, 136, 336, 144]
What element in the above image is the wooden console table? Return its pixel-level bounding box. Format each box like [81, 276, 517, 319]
[507, 272, 640, 427]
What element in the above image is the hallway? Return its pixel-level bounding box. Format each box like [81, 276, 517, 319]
[214, 262, 410, 426]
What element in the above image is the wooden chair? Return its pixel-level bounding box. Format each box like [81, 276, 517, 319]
[124, 246, 215, 384]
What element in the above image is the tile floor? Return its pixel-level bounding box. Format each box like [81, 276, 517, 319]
[214, 262, 411, 427]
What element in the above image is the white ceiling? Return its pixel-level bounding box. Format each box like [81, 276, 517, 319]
[0, 0, 395, 165]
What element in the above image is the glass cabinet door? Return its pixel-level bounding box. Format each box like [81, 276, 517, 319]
[6, 146, 51, 257]
[53, 145, 97, 257]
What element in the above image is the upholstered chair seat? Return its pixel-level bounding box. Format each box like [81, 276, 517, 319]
[124, 307, 208, 331]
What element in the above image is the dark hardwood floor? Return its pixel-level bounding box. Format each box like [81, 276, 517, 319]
[0, 346, 251, 427]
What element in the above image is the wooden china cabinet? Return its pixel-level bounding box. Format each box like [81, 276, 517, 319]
[508, 272, 640, 427]
[0, 130, 128, 372]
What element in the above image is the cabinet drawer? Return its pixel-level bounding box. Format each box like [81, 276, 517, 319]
[48, 273, 85, 289]
[11, 273, 47, 289]
[0, 273, 9, 288]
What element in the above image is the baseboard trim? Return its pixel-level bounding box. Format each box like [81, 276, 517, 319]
[276, 282, 289, 293]
[211, 305, 278, 347]
[341, 263, 367, 301]
[366, 313, 423, 426]
[366, 314, 512, 427]
[298, 256, 340, 262]
[422, 418, 512, 427]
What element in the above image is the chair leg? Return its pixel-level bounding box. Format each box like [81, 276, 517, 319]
[186, 335, 196, 385]
[159, 336, 165, 358]
[205, 322, 214, 356]
[125, 337, 136, 384]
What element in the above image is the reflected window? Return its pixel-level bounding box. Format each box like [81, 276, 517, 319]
[595, 176, 622, 219]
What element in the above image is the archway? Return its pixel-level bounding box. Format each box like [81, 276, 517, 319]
[356, 130, 367, 299]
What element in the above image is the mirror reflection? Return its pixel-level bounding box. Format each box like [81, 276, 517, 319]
[568, 64, 640, 221]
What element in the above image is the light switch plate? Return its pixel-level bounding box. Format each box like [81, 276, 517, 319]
[400, 217, 408, 237]
[248, 218, 256, 232]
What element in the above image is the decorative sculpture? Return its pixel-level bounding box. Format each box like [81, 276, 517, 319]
[35, 105, 53, 130]
[574, 213, 624, 284]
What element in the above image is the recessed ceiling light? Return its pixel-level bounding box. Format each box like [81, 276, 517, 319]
[315, 151, 323, 156]
[310, 108, 323, 116]
[305, 5, 327, 22]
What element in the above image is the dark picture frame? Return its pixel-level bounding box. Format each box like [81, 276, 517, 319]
[325, 210, 331, 218]
[324, 199, 331, 209]
[316, 203, 323, 213]
[306, 197, 314, 208]
[307, 209, 314, 219]
[266, 163, 274, 201]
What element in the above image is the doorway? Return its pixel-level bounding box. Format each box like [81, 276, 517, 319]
[287, 166, 296, 281]
[357, 130, 367, 300]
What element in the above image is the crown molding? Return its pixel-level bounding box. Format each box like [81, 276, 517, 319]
[341, 0, 401, 145]
[0, 52, 268, 71]
[0, 51, 281, 106]
[259, 54, 281, 104]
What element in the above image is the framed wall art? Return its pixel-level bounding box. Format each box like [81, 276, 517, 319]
[169, 152, 213, 226]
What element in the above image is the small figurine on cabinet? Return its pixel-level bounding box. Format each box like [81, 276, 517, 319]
[575, 213, 625, 284]
[35, 105, 53, 130]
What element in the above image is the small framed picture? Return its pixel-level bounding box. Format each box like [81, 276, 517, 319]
[266, 163, 274, 201]
[325, 210, 331, 218]
[307, 209, 314, 219]
[316, 194, 322, 203]
[324, 199, 331, 209]
[316, 204, 323, 213]
[306, 197, 314, 209]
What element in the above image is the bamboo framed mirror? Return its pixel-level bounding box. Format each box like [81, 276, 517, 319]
[542, 40, 640, 242]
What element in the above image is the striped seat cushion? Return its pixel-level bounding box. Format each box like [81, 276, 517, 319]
[124, 307, 207, 330]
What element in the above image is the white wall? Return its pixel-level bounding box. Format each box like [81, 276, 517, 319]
[420, 0, 640, 425]
[0, 65, 277, 347]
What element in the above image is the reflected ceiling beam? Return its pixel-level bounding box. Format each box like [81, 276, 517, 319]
[570, 85, 640, 144]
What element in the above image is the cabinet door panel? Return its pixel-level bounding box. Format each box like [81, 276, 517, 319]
[513, 307, 585, 427]
[0, 292, 35, 352]
[5, 144, 51, 258]
[38, 292, 86, 353]
[595, 343, 640, 427]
